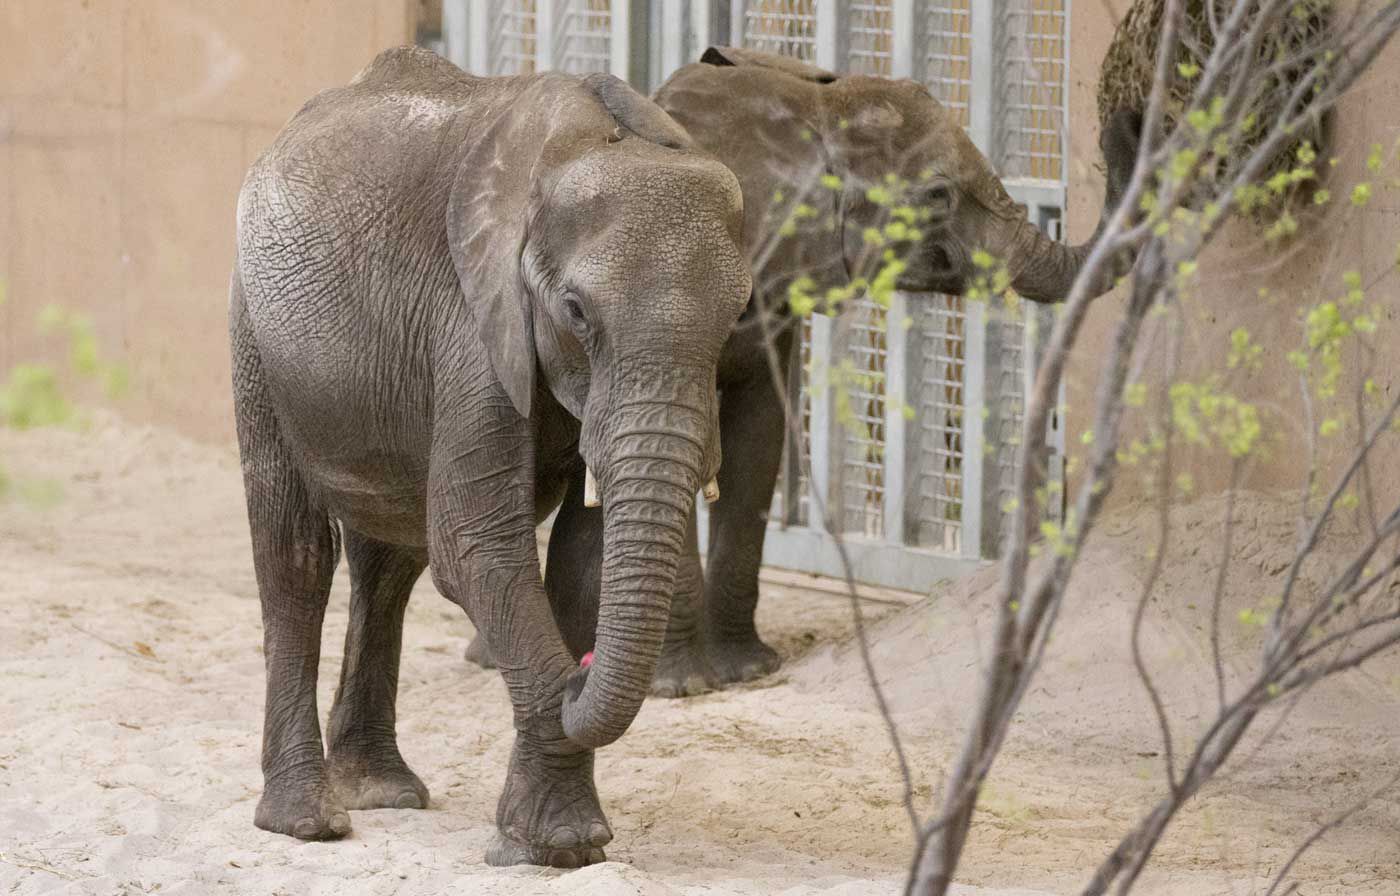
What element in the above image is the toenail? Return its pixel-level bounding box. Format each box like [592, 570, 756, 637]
[586, 822, 612, 846]
[549, 849, 582, 868]
[329, 813, 351, 835]
[293, 818, 321, 839]
[547, 826, 581, 848]
[395, 792, 421, 809]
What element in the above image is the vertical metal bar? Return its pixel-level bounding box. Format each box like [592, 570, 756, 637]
[611, 0, 632, 80]
[660, 0, 687, 78]
[807, 313, 841, 533]
[814, 0, 847, 72]
[883, 293, 911, 542]
[710, 0, 731, 46]
[730, 0, 746, 48]
[960, 301, 986, 560]
[691, 0, 716, 52]
[968, 0, 999, 161]
[891, 0, 918, 79]
[612, 0, 651, 89]
[536, 0, 556, 71]
[467, 0, 491, 74]
[444, 0, 470, 70]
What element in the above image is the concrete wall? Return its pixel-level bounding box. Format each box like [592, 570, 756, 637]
[0, 1, 415, 443]
[1064, 5, 1400, 501]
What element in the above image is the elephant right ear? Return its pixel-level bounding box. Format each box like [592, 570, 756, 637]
[699, 46, 839, 83]
[447, 113, 538, 420]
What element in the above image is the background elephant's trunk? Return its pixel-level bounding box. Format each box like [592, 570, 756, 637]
[1009, 108, 1142, 303]
[562, 398, 707, 749]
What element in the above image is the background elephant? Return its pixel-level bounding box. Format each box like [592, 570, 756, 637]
[466, 47, 1141, 696]
[231, 47, 749, 867]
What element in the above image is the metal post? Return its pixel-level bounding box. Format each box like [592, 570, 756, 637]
[659, 0, 687, 79]
[730, 0, 746, 48]
[960, 301, 986, 560]
[443, 0, 470, 70]
[611, 0, 651, 89]
[536, 0, 556, 71]
[891, 0, 918, 79]
[883, 293, 912, 543]
[968, 0, 999, 162]
[807, 313, 842, 533]
[814, 0, 848, 71]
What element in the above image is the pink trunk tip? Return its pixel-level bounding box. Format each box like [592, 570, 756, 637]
[579, 651, 594, 669]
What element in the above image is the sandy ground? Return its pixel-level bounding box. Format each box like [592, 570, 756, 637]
[1, 416, 1397, 895]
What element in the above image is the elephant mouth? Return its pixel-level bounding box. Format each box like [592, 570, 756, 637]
[895, 243, 967, 296]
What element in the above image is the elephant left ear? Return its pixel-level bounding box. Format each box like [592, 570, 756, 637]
[447, 110, 539, 420]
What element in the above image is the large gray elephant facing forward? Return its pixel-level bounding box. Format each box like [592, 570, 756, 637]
[231, 47, 748, 866]
[466, 47, 1142, 695]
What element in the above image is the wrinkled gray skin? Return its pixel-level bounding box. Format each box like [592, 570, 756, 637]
[231, 46, 748, 867]
[466, 47, 1142, 695]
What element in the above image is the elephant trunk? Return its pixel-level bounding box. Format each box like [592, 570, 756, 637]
[1009, 108, 1142, 304]
[561, 397, 707, 749]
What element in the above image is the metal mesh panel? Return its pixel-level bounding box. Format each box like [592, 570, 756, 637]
[848, 1, 893, 76]
[922, 1, 973, 129]
[491, 0, 537, 75]
[840, 298, 888, 538]
[1001, 0, 1068, 180]
[992, 307, 1027, 554]
[557, 0, 612, 74]
[912, 295, 966, 553]
[740, 0, 818, 60]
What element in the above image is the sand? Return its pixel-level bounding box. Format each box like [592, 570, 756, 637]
[1, 415, 1396, 895]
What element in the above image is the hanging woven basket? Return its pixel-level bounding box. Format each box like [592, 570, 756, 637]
[1097, 0, 1333, 188]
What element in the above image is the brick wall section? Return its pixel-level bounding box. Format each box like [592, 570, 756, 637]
[1065, 3, 1400, 500]
[0, 1, 414, 442]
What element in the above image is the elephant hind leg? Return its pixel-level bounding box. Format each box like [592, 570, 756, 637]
[325, 529, 430, 811]
[232, 281, 348, 841]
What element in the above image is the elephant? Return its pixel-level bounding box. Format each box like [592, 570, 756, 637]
[464, 46, 1142, 696]
[229, 46, 750, 867]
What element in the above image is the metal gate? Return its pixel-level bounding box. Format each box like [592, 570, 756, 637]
[438, 1, 1070, 592]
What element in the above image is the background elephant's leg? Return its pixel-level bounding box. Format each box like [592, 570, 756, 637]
[325, 529, 429, 811]
[429, 464, 610, 869]
[543, 468, 602, 659]
[233, 321, 347, 840]
[703, 359, 790, 684]
[543, 471, 716, 697]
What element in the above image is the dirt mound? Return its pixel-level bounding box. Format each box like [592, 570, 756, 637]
[1, 417, 1396, 894]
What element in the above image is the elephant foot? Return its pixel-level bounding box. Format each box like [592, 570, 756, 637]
[464, 632, 497, 669]
[650, 636, 719, 698]
[255, 771, 351, 841]
[326, 744, 430, 811]
[706, 633, 782, 685]
[488, 735, 611, 868]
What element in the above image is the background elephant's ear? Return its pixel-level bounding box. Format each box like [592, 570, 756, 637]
[446, 116, 537, 419]
[699, 46, 838, 83]
[581, 73, 692, 149]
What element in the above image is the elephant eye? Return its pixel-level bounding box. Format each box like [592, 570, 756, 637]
[922, 183, 954, 217]
[562, 293, 589, 330]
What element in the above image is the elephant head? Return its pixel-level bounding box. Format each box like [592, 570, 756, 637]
[655, 47, 1141, 304]
[449, 73, 751, 748]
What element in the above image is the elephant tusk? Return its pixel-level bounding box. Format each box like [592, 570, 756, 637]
[584, 466, 601, 508]
[702, 477, 720, 504]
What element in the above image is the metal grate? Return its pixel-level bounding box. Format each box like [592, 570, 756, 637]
[922, 1, 973, 129]
[1000, 0, 1068, 181]
[741, 0, 819, 60]
[557, 0, 612, 74]
[491, 1, 538, 75]
[848, 1, 894, 76]
[912, 294, 966, 553]
[992, 307, 1027, 554]
[840, 298, 888, 538]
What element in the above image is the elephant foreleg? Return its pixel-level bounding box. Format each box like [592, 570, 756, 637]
[428, 432, 610, 869]
[325, 529, 429, 811]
